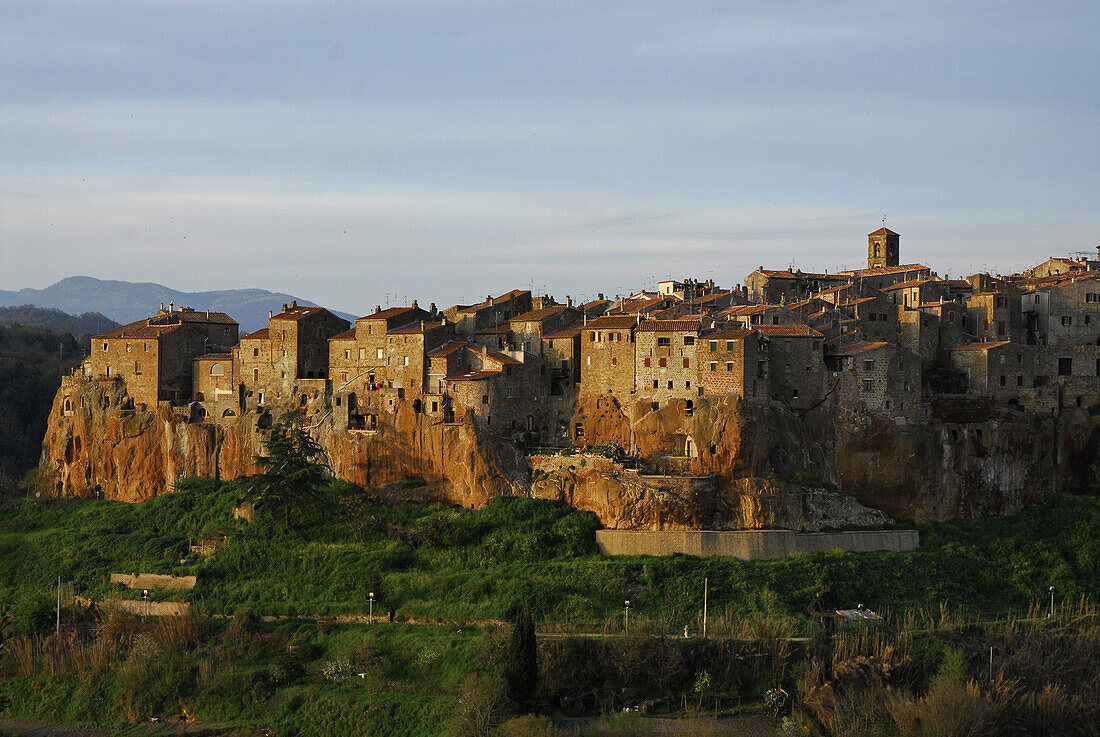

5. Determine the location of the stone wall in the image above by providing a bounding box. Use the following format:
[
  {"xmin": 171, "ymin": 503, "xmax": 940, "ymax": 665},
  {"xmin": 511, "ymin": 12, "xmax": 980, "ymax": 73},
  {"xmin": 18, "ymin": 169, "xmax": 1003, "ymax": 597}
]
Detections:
[{"xmin": 595, "ymin": 528, "xmax": 919, "ymax": 559}]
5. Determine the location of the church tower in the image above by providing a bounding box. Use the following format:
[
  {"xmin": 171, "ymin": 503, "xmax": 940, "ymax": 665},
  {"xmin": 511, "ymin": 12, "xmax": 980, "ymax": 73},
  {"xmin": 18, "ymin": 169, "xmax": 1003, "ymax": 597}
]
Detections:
[{"xmin": 867, "ymin": 227, "xmax": 900, "ymax": 269}]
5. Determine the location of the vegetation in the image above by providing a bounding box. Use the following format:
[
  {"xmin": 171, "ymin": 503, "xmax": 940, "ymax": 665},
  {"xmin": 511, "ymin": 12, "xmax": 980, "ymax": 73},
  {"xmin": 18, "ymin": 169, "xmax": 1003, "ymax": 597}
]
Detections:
[
  {"xmin": 0, "ymin": 324, "xmax": 82, "ymax": 495},
  {"xmin": 1, "ymin": 484, "xmax": 1099, "ymax": 734},
  {"xmin": 0, "ymin": 304, "xmax": 117, "ymax": 344}
]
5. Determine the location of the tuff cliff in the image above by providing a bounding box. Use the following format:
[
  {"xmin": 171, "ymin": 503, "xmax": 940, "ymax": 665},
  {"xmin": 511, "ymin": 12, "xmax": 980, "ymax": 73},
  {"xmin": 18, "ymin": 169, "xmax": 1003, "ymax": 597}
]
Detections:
[{"xmin": 41, "ymin": 377, "xmax": 1100, "ymax": 527}]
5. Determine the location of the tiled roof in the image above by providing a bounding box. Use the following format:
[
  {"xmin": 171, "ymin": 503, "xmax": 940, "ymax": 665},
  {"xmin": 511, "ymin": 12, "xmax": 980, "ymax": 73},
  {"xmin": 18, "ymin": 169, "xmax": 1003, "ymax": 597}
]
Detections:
[
  {"xmin": 950, "ymin": 341, "xmax": 1012, "ymax": 352},
  {"xmin": 756, "ymin": 325, "xmax": 823, "ymax": 337},
  {"xmin": 837, "ymin": 297, "xmax": 877, "ymax": 307},
  {"xmin": 689, "ymin": 291, "xmax": 733, "ymax": 305},
  {"xmin": 428, "ymin": 341, "xmax": 467, "ymax": 357},
  {"xmin": 389, "ymin": 320, "xmax": 444, "ymax": 335},
  {"xmin": 174, "ymin": 310, "xmax": 238, "ymax": 325},
  {"xmin": 702, "ymin": 327, "xmax": 754, "ymax": 340},
  {"xmin": 636, "ymin": 317, "xmax": 702, "ymax": 332},
  {"xmin": 358, "ymin": 306, "xmax": 424, "ymax": 322},
  {"xmin": 868, "ymin": 227, "xmax": 899, "ymax": 236},
  {"xmin": 270, "ymin": 306, "xmax": 323, "ymax": 321},
  {"xmin": 447, "ymin": 369, "xmax": 500, "ymax": 382},
  {"xmin": 840, "ymin": 263, "xmax": 930, "ymax": 278},
  {"xmin": 582, "ymin": 315, "xmax": 639, "ymax": 330},
  {"xmin": 97, "ymin": 319, "xmax": 180, "ymax": 340},
  {"xmin": 543, "ymin": 326, "xmax": 582, "ymax": 340},
  {"xmin": 476, "ymin": 324, "xmax": 512, "ymax": 334},
  {"xmin": 881, "ymin": 278, "xmax": 933, "ymax": 292},
  {"xmin": 196, "ymin": 352, "xmax": 233, "ymax": 360},
  {"xmin": 329, "ymin": 329, "xmax": 356, "ymax": 341},
  {"xmin": 241, "ymin": 328, "xmax": 270, "ymax": 340},
  {"xmin": 831, "ymin": 341, "xmax": 889, "ymax": 356},
  {"xmin": 483, "ymin": 349, "xmax": 522, "ymax": 366},
  {"xmin": 510, "ymin": 304, "xmax": 570, "ymax": 323},
  {"xmin": 459, "ymin": 289, "xmax": 531, "ymax": 314}
]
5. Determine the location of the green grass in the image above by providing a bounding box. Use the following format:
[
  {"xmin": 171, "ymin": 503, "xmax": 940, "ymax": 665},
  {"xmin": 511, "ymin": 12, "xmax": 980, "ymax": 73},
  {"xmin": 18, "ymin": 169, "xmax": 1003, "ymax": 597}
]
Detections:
[{"xmin": 3, "ymin": 481, "xmax": 1099, "ymax": 632}]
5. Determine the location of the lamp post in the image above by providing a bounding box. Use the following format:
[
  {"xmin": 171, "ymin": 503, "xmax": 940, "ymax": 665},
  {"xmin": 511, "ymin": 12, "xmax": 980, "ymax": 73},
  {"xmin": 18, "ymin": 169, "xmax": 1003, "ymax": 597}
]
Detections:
[
  {"xmin": 1049, "ymin": 586, "xmax": 1055, "ymax": 618},
  {"xmin": 369, "ymin": 592, "xmax": 375, "ymax": 624},
  {"xmin": 624, "ymin": 600, "xmax": 631, "ymax": 633},
  {"xmin": 142, "ymin": 589, "xmax": 149, "ymax": 618}
]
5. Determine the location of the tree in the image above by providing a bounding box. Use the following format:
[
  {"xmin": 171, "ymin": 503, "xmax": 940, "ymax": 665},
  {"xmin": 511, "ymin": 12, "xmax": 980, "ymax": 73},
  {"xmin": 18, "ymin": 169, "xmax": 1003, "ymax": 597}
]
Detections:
[
  {"xmin": 237, "ymin": 411, "xmax": 331, "ymax": 528},
  {"xmin": 504, "ymin": 604, "xmax": 539, "ymax": 708}
]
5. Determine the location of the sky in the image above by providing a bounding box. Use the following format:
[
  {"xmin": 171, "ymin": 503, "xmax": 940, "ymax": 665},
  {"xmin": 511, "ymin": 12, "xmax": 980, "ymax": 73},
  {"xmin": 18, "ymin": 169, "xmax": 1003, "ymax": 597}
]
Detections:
[{"xmin": 2, "ymin": 0, "xmax": 1098, "ymax": 315}]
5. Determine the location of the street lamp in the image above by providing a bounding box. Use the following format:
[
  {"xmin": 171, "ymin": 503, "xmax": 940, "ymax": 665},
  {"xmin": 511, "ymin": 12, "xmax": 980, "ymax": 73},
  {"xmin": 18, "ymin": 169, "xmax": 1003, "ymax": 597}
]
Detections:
[
  {"xmin": 142, "ymin": 589, "xmax": 150, "ymax": 618},
  {"xmin": 1049, "ymin": 586, "xmax": 1055, "ymax": 618},
  {"xmin": 624, "ymin": 600, "xmax": 631, "ymax": 633},
  {"xmin": 369, "ymin": 592, "xmax": 375, "ymax": 624}
]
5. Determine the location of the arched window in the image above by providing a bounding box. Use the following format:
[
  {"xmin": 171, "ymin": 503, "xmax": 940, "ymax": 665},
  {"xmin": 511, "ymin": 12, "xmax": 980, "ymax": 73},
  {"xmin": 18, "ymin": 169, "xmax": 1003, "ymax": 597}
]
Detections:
[{"xmin": 210, "ymin": 363, "xmax": 225, "ymax": 376}]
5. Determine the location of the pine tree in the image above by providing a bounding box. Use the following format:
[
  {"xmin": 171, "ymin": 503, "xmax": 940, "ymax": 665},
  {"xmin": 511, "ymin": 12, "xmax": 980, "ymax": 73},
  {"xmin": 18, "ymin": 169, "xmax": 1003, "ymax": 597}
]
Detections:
[
  {"xmin": 237, "ymin": 411, "xmax": 331, "ymax": 528},
  {"xmin": 504, "ymin": 604, "xmax": 538, "ymax": 708}
]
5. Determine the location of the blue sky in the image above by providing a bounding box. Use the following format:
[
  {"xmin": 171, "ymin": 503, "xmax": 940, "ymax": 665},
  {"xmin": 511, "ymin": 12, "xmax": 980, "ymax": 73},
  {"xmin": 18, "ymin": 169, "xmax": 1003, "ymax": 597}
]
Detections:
[{"xmin": 2, "ymin": 0, "xmax": 1098, "ymax": 314}]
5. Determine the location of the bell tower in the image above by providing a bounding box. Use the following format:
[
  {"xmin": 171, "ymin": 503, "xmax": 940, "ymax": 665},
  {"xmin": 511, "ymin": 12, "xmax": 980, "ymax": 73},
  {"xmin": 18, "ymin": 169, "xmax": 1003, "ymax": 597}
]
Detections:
[{"xmin": 867, "ymin": 227, "xmax": 900, "ymax": 269}]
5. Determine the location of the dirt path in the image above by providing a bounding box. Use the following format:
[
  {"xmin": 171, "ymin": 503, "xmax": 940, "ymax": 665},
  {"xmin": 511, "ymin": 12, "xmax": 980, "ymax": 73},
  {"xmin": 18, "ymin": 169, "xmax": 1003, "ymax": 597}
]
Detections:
[{"xmin": 0, "ymin": 718, "xmax": 107, "ymax": 737}]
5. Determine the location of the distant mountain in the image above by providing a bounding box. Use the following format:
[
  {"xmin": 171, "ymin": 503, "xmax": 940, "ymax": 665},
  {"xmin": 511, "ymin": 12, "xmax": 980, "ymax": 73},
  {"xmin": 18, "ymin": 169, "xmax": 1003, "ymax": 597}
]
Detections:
[
  {"xmin": 0, "ymin": 277, "xmax": 357, "ymax": 334},
  {"xmin": 0, "ymin": 304, "xmax": 119, "ymax": 341}
]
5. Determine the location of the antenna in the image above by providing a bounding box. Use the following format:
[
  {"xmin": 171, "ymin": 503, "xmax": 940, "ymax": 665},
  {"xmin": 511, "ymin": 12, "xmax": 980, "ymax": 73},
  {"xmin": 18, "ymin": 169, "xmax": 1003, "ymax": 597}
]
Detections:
[{"xmin": 882, "ymin": 214, "xmax": 887, "ymax": 228}]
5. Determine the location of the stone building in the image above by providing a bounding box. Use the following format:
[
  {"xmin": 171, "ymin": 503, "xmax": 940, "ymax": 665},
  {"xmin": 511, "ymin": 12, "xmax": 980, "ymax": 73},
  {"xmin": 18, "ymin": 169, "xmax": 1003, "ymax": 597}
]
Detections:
[
  {"xmin": 1021, "ymin": 273, "xmax": 1100, "ymax": 348},
  {"xmin": 756, "ymin": 324, "xmax": 825, "ymax": 410},
  {"xmin": 698, "ymin": 327, "xmax": 767, "ymax": 400},
  {"xmin": 86, "ymin": 306, "xmax": 239, "ymax": 408},
  {"xmin": 949, "ymin": 341, "xmax": 1038, "ymax": 401},
  {"xmin": 743, "ymin": 268, "xmax": 849, "ymax": 304},
  {"xmin": 828, "ymin": 341, "xmax": 922, "ymax": 417},
  {"xmin": 966, "ymin": 292, "xmax": 1022, "ymax": 343},
  {"xmin": 446, "ymin": 290, "xmax": 533, "ymax": 337},
  {"xmin": 634, "ymin": 317, "xmax": 706, "ymax": 407},
  {"xmin": 192, "ymin": 353, "xmax": 237, "ymax": 419},
  {"xmin": 866, "ymin": 227, "xmax": 900, "ymax": 269},
  {"xmin": 579, "ymin": 315, "xmax": 639, "ymax": 399}
]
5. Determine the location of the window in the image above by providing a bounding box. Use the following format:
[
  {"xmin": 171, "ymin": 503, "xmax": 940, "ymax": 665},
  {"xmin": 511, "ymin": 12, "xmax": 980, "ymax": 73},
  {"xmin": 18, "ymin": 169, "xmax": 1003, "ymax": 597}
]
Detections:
[
  {"xmin": 1086, "ymin": 293, "xmax": 1099, "ymax": 303},
  {"xmin": 863, "ymin": 360, "xmax": 874, "ymax": 371},
  {"xmin": 709, "ymin": 362, "xmax": 717, "ymax": 372},
  {"xmin": 727, "ymin": 362, "xmax": 733, "ymax": 372},
  {"xmin": 1059, "ymin": 357, "xmax": 1072, "ymax": 376},
  {"xmin": 658, "ymin": 358, "xmax": 667, "ymax": 367},
  {"xmin": 651, "ymin": 401, "xmax": 659, "ymax": 411},
  {"xmin": 143, "ymin": 343, "xmax": 148, "ymax": 352},
  {"xmin": 772, "ymin": 316, "xmax": 779, "ymax": 325},
  {"xmin": 1000, "ymin": 375, "xmax": 1006, "ymax": 387},
  {"xmin": 683, "ymin": 358, "xmax": 690, "ymax": 368},
  {"xmin": 709, "ymin": 341, "xmax": 718, "ymax": 352},
  {"xmin": 575, "ymin": 423, "xmax": 584, "ymax": 439},
  {"xmin": 792, "ymin": 389, "xmax": 799, "ymax": 399},
  {"xmin": 863, "ymin": 379, "xmax": 873, "ymax": 391},
  {"xmin": 345, "ymin": 349, "xmax": 350, "ymax": 359},
  {"xmin": 403, "ymin": 356, "xmax": 409, "ymax": 366},
  {"xmin": 210, "ymin": 363, "xmax": 224, "ymax": 376},
  {"xmin": 995, "ymin": 296, "xmax": 1007, "ymax": 308},
  {"xmin": 667, "ymin": 380, "xmax": 673, "ymax": 389},
  {"xmin": 612, "ymin": 357, "xmax": 617, "ymax": 366},
  {"xmin": 1062, "ymin": 316, "xmax": 1072, "ymax": 326},
  {"xmin": 726, "ymin": 340, "xmax": 735, "ymax": 351},
  {"xmin": 482, "ymin": 395, "xmax": 489, "ymax": 404},
  {"xmin": 253, "ymin": 368, "xmax": 259, "ymax": 381},
  {"xmin": 1017, "ymin": 375, "xmax": 1024, "ymax": 387},
  {"xmin": 103, "ymin": 342, "xmax": 108, "ymax": 351},
  {"xmin": 377, "ymin": 348, "xmax": 384, "ymax": 359},
  {"xmin": 134, "ymin": 361, "xmax": 141, "ymax": 374},
  {"xmin": 683, "ymin": 336, "xmax": 695, "ymax": 345},
  {"xmin": 432, "ymin": 401, "xmax": 438, "ymax": 412},
  {"xmin": 125, "ymin": 343, "xmax": 130, "ymax": 352},
  {"xmin": 657, "ymin": 337, "xmax": 671, "ymax": 346},
  {"xmin": 644, "ymin": 357, "xmax": 651, "ymax": 367},
  {"xmin": 653, "ymin": 380, "xmax": 659, "ymax": 388},
  {"xmin": 997, "ymin": 321, "xmax": 1006, "ymax": 336},
  {"xmin": 253, "ymin": 347, "xmax": 259, "ymax": 357}
]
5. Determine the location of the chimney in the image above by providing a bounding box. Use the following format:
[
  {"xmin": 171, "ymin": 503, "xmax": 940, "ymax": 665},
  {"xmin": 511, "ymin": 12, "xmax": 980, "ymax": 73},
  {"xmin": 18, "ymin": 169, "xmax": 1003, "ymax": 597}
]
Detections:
[
  {"xmin": 411, "ymin": 299, "xmax": 418, "ymax": 309},
  {"xmin": 488, "ymin": 294, "xmax": 494, "ymax": 305},
  {"xmin": 429, "ymin": 302, "xmax": 437, "ymax": 316},
  {"xmin": 289, "ymin": 300, "xmax": 297, "ymax": 309},
  {"xmin": 268, "ymin": 310, "xmax": 273, "ymax": 319},
  {"xmin": 159, "ymin": 302, "xmax": 165, "ymax": 312},
  {"xmin": 567, "ymin": 296, "xmax": 573, "ymax": 307},
  {"xmin": 282, "ymin": 303, "xmax": 288, "ymax": 312},
  {"xmin": 375, "ymin": 305, "xmax": 382, "ymax": 313},
  {"xmin": 598, "ymin": 293, "xmax": 605, "ymax": 301},
  {"xmin": 169, "ymin": 302, "xmax": 174, "ymax": 313}
]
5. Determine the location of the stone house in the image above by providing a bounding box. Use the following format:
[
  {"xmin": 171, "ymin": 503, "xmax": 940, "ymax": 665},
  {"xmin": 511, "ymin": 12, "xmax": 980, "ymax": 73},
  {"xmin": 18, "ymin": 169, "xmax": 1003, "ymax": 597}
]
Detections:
[
  {"xmin": 192, "ymin": 353, "xmax": 237, "ymax": 419},
  {"xmin": 445, "ymin": 289, "xmax": 532, "ymax": 337},
  {"xmin": 827, "ymin": 341, "xmax": 922, "ymax": 417},
  {"xmin": 634, "ymin": 317, "xmax": 707, "ymax": 407},
  {"xmin": 949, "ymin": 341, "xmax": 1038, "ymax": 401},
  {"xmin": 835, "ymin": 295, "xmax": 899, "ymax": 343},
  {"xmin": 897, "ymin": 308, "xmax": 941, "ymax": 364},
  {"xmin": 756, "ymin": 324, "xmax": 825, "ymax": 410},
  {"xmin": 579, "ymin": 315, "xmax": 639, "ymax": 399},
  {"xmin": 1034, "ymin": 344, "xmax": 1100, "ymax": 409},
  {"xmin": 698, "ymin": 327, "xmax": 767, "ymax": 401},
  {"xmin": 966, "ymin": 292, "xmax": 1022, "ymax": 343},
  {"xmin": 743, "ymin": 268, "xmax": 849, "ymax": 304},
  {"xmin": 86, "ymin": 306, "xmax": 239, "ymax": 408},
  {"xmin": 917, "ymin": 301, "xmax": 968, "ymax": 359},
  {"xmin": 1021, "ymin": 273, "xmax": 1100, "ymax": 348},
  {"xmin": 542, "ymin": 325, "xmax": 581, "ymax": 395},
  {"xmin": 838, "ymin": 264, "xmax": 932, "ymax": 292},
  {"xmin": 507, "ymin": 303, "xmax": 577, "ymax": 355}
]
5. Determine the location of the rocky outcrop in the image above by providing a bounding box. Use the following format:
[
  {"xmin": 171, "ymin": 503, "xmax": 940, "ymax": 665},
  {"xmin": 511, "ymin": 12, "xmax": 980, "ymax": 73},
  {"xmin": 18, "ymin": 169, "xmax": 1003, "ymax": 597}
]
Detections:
[{"xmin": 41, "ymin": 376, "xmax": 1100, "ymax": 527}]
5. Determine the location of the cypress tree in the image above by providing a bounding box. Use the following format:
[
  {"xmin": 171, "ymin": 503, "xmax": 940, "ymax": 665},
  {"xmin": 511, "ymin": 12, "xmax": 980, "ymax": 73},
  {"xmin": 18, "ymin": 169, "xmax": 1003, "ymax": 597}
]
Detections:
[{"xmin": 504, "ymin": 604, "xmax": 538, "ymax": 708}]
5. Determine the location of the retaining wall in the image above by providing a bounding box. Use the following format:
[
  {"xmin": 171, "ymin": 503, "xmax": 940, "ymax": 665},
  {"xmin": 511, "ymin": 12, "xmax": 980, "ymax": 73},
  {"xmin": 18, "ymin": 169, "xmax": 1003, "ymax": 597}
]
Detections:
[{"xmin": 596, "ymin": 528, "xmax": 919, "ymax": 560}]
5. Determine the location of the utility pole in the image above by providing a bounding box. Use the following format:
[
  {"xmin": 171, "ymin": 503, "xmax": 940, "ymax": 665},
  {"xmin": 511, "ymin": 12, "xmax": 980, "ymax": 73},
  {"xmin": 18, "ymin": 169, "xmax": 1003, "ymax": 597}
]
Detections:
[
  {"xmin": 56, "ymin": 576, "xmax": 61, "ymax": 635},
  {"xmin": 702, "ymin": 577, "xmax": 708, "ymax": 639}
]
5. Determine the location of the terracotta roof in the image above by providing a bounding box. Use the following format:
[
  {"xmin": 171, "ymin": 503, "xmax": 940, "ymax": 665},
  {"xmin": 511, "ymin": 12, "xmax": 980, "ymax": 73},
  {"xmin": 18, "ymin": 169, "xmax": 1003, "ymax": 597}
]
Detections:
[
  {"xmin": 703, "ymin": 327, "xmax": 754, "ymax": 341},
  {"xmin": 543, "ymin": 326, "xmax": 582, "ymax": 340},
  {"xmin": 881, "ymin": 278, "xmax": 933, "ymax": 292},
  {"xmin": 483, "ymin": 349, "xmax": 522, "ymax": 366},
  {"xmin": 428, "ymin": 341, "xmax": 467, "ymax": 357},
  {"xmin": 831, "ymin": 341, "xmax": 889, "ymax": 356},
  {"xmin": 754, "ymin": 269, "xmax": 799, "ymax": 280},
  {"xmin": 270, "ymin": 306, "xmax": 323, "ymax": 321},
  {"xmin": 173, "ymin": 309, "xmax": 238, "ymax": 325},
  {"xmin": 358, "ymin": 306, "xmax": 424, "ymax": 322},
  {"xmin": 756, "ymin": 325, "xmax": 823, "ymax": 337},
  {"xmin": 868, "ymin": 227, "xmax": 899, "ymax": 236},
  {"xmin": 840, "ymin": 263, "xmax": 931, "ymax": 278},
  {"xmin": 510, "ymin": 304, "xmax": 570, "ymax": 323},
  {"xmin": 389, "ymin": 320, "xmax": 444, "ymax": 335},
  {"xmin": 636, "ymin": 317, "xmax": 702, "ymax": 332},
  {"xmin": 942, "ymin": 280, "xmax": 973, "ymax": 288},
  {"xmin": 329, "ymin": 329, "xmax": 356, "ymax": 341},
  {"xmin": 458, "ymin": 289, "xmax": 531, "ymax": 314},
  {"xmin": 196, "ymin": 352, "xmax": 233, "ymax": 360},
  {"xmin": 476, "ymin": 324, "xmax": 512, "ymax": 335},
  {"xmin": 950, "ymin": 341, "xmax": 1012, "ymax": 352},
  {"xmin": 689, "ymin": 291, "xmax": 734, "ymax": 305},
  {"xmin": 97, "ymin": 319, "xmax": 181, "ymax": 340},
  {"xmin": 582, "ymin": 315, "xmax": 639, "ymax": 330},
  {"xmin": 241, "ymin": 328, "xmax": 270, "ymax": 340},
  {"xmin": 837, "ymin": 297, "xmax": 877, "ymax": 307},
  {"xmin": 447, "ymin": 370, "xmax": 500, "ymax": 382}
]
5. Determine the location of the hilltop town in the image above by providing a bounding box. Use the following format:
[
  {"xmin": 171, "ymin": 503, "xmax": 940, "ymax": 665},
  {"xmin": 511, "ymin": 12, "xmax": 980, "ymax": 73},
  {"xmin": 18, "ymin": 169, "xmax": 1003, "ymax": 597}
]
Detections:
[{"xmin": 46, "ymin": 229, "xmax": 1100, "ymax": 526}]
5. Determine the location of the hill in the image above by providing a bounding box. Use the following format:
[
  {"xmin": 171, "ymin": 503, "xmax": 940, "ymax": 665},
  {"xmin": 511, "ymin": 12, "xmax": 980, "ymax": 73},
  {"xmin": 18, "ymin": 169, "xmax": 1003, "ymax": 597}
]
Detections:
[
  {"xmin": 0, "ymin": 277, "xmax": 357, "ymax": 333},
  {"xmin": 0, "ymin": 323, "xmax": 81, "ymax": 493},
  {"xmin": 0, "ymin": 304, "xmax": 118, "ymax": 342}
]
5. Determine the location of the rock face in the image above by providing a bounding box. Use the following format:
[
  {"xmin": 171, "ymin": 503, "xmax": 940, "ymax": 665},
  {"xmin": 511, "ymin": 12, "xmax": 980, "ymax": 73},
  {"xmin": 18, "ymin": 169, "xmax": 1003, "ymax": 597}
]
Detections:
[{"xmin": 41, "ymin": 376, "xmax": 1100, "ymax": 527}]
